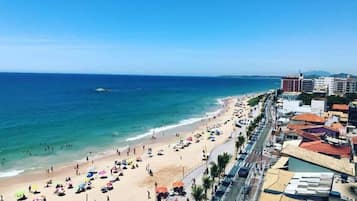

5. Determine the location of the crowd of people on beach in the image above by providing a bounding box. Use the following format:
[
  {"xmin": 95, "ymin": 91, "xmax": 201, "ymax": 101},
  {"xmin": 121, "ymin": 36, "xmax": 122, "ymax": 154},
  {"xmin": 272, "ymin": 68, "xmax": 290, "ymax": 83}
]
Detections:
[{"xmin": 0, "ymin": 96, "xmax": 253, "ymax": 201}]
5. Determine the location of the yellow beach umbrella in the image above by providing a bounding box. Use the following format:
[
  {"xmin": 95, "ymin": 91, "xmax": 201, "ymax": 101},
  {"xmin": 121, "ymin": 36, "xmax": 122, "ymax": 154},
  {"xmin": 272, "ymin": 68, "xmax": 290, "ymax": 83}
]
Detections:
[{"xmin": 31, "ymin": 185, "xmax": 39, "ymax": 192}]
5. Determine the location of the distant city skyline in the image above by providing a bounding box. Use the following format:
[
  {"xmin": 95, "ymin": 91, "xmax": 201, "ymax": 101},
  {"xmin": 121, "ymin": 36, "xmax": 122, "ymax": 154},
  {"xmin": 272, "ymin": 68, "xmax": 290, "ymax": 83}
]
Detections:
[{"xmin": 0, "ymin": 0, "xmax": 357, "ymax": 76}]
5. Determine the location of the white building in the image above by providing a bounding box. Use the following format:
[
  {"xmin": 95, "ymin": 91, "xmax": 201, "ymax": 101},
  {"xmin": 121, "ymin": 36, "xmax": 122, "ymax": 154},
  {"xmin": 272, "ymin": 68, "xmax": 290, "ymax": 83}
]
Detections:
[
  {"xmin": 313, "ymin": 77, "xmax": 335, "ymax": 96},
  {"xmin": 280, "ymin": 99, "xmax": 311, "ymax": 114},
  {"xmin": 311, "ymin": 99, "xmax": 326, "ymax": 116}
]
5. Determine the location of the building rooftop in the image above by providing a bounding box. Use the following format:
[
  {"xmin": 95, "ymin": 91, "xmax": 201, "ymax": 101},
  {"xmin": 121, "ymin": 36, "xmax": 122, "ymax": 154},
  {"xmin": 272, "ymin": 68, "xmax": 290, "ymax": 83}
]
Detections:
[
  {"xmin": 282, "ymin": 145, "xmax": 355, "ymax": 176},
  {"xmin": 284, "ymin": 172, "xmax": 334, "ymax": 197},
  {"xmin": 292, "ymin": 113, "xmax": 325, "ymax": 124},
  {"xmin": 299, "ymin": 141, "xmax": 351, "ymax": 158},
  {"xmin": 331, "ymin": 104, "xmax": 349, "ymax": 111},
  {"xmin": 286, "ymin": 123, "xmax": 340, "ymax": 141},
  {"xmin": 331, "ymin": 122, "xmax": 344, "ymax": 130},
  {"xmin": 352, "ymin": 136, "xmax": 357, "ymax": 144},
  {"xmin": 262, "ymin": 169, "xmax": 294, "ymax": 194},
  {"xmin": 260, "ymin": 168, "xmax": 334, "ymax": 201},
  {"xmin": 271, "ymin": 156, "xmax": 289, "ymax": 169}
]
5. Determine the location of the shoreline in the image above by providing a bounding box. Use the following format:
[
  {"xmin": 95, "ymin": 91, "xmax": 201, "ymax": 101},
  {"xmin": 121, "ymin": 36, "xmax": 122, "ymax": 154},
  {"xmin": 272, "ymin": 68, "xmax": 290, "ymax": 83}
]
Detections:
[
  {"xmin": 0, "ymin": 92, "xmax": 259, "ymax": 179},
  {"xmin": 0, "ymin": 92, "xmax": 263, "ymax": 201},
  {"xmin": 0, "ymin": 97, "xmax": 225, "ymax": 179}
]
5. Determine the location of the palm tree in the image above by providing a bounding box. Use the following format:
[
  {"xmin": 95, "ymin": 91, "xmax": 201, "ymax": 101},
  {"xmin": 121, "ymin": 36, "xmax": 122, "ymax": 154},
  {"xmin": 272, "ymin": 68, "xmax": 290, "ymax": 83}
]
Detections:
[
  {"xmin": 238, "ymin": 136, "xmax": 245, "ymax": 153},
  {"xmin": 217, "ymin": 152, "xmax": 231, "ymax": 178},
  {"xmin": 202, "ymin": 176, "xmax": 212, "ymax": 199},
  {"xmin": 235, "ymin": 140, "xmax": 242, "ymax": 159},
  {"xmin": 210, "ymin": 162, "xmax": 219, "ymax": 189},
  {"xmin": 191, "ymin": 185, "xmax": 205, "ymax": 201}
]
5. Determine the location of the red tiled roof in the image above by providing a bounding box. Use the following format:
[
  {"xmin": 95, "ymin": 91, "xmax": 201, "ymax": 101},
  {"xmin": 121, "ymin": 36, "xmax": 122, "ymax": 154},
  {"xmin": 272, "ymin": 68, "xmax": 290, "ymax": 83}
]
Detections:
[
  {"xmin": 300, "ymin": 141, "xmax": 351, "ymax": 158},
  {"xmin": 292, "ymin": 113, "xmax": 325, "ymax": 123},
  {"xmin": 294, "ymin": 129, "xmax": 321, "ymax": 141},
  {"xmin": 331, "ymin": 122, "xmax": 344, "ymax": 130},
  {"xmin": 287, "ymin": 123, "xmax": 315, "ymax": 130},
  {"xmin": 332, "ymin": 104, "xmax": 349, "ymax": 111}
]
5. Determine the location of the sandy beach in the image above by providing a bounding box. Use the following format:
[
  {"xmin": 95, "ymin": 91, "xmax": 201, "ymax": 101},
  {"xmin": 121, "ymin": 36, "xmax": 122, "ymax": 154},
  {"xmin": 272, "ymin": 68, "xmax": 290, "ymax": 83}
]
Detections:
[{"xmin": 0, "ymin": 94, "xmax": 258, "ymax": 201}]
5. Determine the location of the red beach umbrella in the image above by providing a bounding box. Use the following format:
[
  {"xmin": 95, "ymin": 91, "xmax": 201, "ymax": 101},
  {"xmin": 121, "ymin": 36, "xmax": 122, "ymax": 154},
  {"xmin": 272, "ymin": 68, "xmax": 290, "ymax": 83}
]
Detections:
[
  {"xmin": 172, "ymin": 181, "xmax": 184, "ymax": 188},
  {"xmin": 155, "ymin": 186, "xmax": 168, "ymax": 194}
]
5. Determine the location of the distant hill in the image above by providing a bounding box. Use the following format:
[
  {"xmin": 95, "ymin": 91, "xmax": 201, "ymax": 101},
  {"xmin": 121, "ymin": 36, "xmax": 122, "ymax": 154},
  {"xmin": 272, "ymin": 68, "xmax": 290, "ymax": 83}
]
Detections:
[
  {"xmin": 303, "ymin": 70, "xmax": 331, "ymax": 78},
  {"xmin": 219, "ymin": 75, "xmax": 280, "ymax": 79},
  {"xmin": 330, "ymin": 73, "xmax": 357, "ymax": 78}
]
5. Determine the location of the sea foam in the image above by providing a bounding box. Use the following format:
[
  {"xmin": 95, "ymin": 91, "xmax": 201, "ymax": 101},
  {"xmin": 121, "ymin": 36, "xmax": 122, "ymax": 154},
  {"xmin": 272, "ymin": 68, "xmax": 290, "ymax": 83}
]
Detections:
[
  {"xmin": 0, "ymin": 169, "xmax": 24, "ymax": 178},
  {"xmin": 125, "ymin": 98, "xmax": 224, "ymax": 142}
]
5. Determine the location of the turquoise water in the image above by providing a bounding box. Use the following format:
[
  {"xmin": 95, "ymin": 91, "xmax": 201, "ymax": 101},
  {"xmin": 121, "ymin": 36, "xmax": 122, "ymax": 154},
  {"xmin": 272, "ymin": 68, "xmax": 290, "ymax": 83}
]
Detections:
[
  {"xmin": 288, "ymin": 157, "xmax": 333, "ymax": 172},
  {"xmin": 0, "ymin": 73, "xmax": 279, "ymax": 177}
]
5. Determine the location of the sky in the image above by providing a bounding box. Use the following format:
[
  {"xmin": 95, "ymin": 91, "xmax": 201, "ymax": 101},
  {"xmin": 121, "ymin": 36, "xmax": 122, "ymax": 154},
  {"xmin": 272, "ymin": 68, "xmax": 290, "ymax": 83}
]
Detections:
[{"xmin": 0, "ymin": 0, "xmax": 357, "ymax": 76}]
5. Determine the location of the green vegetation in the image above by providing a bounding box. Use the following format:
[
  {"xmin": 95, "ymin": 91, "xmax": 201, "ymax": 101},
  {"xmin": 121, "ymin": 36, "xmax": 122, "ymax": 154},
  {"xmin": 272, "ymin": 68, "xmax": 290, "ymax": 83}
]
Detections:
[
  {"xmin": 297, "ymin": 92, "xmax": 357, "ymax": 107},
  {"xmin": 248, "ymin": 94, "xmax": 265, "ymax": 107},
  {"xmin": 246, "ymin": 113, "xmax": 265, "ymax": 137},
  {"xmin": 191, "ymin": 185, "xmax": 205, "ymax": 201},
  {"xmin": 235, "ymin": 136, "xmax": 245, "ymax": 157},
  {"xmin": 202, "ymin": 176, "xmax": 212, "ymax": 199},
  {"xmin": 204, "ymin": 152, "xmax": 232, "ymax": 199}
]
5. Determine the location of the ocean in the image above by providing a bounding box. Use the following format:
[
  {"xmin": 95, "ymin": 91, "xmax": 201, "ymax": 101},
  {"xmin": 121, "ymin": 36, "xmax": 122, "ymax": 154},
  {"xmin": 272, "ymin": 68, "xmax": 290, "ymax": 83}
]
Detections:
[{"xmin": 0, "ymin": 73, "xmax": 279, "ymax": 177}]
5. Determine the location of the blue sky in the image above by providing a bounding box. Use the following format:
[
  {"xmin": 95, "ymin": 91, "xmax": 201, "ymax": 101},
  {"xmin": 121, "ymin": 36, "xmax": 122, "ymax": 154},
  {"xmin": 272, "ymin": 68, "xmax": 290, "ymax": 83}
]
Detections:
[{"xmin": 0, "ymin": 0, "xmax": 357, "ymax": 76}]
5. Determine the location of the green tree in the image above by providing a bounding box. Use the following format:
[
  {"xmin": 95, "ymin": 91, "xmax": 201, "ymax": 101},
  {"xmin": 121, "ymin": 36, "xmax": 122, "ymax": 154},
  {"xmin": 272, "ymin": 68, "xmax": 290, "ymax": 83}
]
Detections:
[
  {"xmin": 217, "ymin": 152, "xmax": 231, "ymax": 178},
  {"xmin": 238, "ymin": 136, "xmax": 245, "ymax": 153},
  {"xmin": 235, "ymin": 136, "xmax": 245, "ymax": 159},
  {"xmin": 191, "ymin": 185, "xmax": 205, "ymax": 201},
  {"xmin": 202, "ymin": 176, "xmax": 212, "ymax": 199},
  {"xmin": 210, "ymin": 162, "xmax": 219, "ymax": 188}
]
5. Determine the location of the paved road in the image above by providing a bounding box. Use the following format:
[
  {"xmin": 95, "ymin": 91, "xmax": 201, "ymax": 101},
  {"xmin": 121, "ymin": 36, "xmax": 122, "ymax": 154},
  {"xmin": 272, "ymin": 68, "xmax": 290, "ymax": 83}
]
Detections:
[
  {"xmin": 177, "ymin": 95, "xmax": 274, "ymax": 201},
  {"xmin": 222, "ymin": 96, "xmax": 274, "ymax": 201},
  {"xmin": 181, "ymin": 133, "xmax": 236, "ymax": 200}
]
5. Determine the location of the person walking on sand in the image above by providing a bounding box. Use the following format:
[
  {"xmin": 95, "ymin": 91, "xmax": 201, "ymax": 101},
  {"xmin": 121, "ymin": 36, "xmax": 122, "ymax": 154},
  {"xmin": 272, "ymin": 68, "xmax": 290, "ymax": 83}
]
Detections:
[
  {"xmin": 147, "ymin": 190, "xmax": 151, "ymax": 199},
  {"xmin": 107, "ymin": 195, "xmax": 110, "ymax": 201},
  {"xmin": 0, "ymin": 194, "xmax": 4, "ymax": 201}
]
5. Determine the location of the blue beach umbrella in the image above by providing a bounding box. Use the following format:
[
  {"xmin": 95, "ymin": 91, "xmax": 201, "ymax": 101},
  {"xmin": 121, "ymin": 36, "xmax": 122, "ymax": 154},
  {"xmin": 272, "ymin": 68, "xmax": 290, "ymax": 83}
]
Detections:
[{"xmin": 87, "ymin": 172, "xmax": 93, "ymax": 178}]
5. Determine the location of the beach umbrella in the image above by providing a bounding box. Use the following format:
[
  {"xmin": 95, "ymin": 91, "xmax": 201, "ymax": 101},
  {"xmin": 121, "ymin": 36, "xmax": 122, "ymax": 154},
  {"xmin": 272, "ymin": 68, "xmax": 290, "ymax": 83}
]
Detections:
[
  {"xmin": 155, "ymin": 186, "xmax": 168, "ymax": 194},
  {"xmin": 98, "ymin": 170, "xmax": 107, "ymax": 178},
  {"xmin": 31, "ymin": 185, "xmax": 39, "ymax": 192},
  {"xmin": 87, "ymin": 167, "xmax": 96, "ymax": 173},
  {"xmin": 78, "ymin": 183, "xmax": 86, "ymax": 189},
  {"xmin": 172, "ymin": 181, "xmax": 184, "ymax": 188},
  {"xmin": 186, "ymin": 137, "xmax": 193, "ymax": 141},
  {"xmin": 15, "ymin": 191, "xmax": 25, "ymax": 199},
  {"xmin": 87, "ymin": 172, "xmax": 94, "ymax": 178}
]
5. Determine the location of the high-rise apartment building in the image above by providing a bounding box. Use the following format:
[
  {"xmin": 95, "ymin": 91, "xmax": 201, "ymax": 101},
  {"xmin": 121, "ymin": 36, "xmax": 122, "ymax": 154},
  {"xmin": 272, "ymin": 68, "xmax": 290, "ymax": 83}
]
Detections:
[{"xmin": 281, "ymin": 74, "xmax": 303, "ymax": 92}]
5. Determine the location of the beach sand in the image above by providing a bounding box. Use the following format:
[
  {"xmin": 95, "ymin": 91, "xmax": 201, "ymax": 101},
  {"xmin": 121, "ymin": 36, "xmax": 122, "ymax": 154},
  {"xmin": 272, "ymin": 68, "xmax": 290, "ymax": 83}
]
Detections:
[{"xmin": 0, "ymin": 94, "xmax": 256, "ymax": 201}]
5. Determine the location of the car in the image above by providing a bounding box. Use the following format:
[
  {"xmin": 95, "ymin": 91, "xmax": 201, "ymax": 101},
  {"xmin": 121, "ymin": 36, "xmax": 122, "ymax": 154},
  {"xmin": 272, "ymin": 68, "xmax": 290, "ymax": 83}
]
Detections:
[{"xmin": 238, "ymin": 167, "xmax": 250, "ymax": 178}]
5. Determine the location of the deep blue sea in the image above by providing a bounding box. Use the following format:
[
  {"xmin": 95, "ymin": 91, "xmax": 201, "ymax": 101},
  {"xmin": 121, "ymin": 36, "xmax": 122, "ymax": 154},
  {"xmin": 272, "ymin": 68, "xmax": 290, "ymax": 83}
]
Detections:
[{"xmin": 0, "ymin": 73, "xmax": 279, "ymax": 177}]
